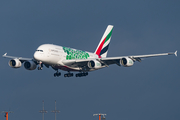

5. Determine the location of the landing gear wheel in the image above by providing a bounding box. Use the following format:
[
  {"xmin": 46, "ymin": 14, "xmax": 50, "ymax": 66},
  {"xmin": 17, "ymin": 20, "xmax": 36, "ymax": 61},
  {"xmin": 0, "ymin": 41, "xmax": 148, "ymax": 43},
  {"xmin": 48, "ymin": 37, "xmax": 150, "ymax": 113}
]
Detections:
[
  {"xmin": 58, "ymin": 72, "xmax": 61, "ymax": 76},
  {"xmin": 64, "ymin": 74, "xmax": 67, "ymax": 77},
  {"xmin": 54, "ymin": 73, "xmax": 57, "ymax": 77},
  {"xmin": 38, "ymin": 66, "xmax": 42, "ymax": 70}
]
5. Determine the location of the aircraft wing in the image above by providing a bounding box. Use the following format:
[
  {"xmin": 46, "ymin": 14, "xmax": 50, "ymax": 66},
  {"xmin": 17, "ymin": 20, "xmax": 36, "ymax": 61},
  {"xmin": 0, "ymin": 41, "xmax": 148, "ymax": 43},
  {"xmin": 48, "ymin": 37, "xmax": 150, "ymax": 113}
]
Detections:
[
  {"xmin": 62, "ymin": 51, "xmax": 177, "ymax": 67},
  {"xmin": 2, "ymin": 53, "xmax": 33, "ymax": 62},
  {"xmin": 100, "ymin": 50, "xmax": 177, "ymax": 65}
]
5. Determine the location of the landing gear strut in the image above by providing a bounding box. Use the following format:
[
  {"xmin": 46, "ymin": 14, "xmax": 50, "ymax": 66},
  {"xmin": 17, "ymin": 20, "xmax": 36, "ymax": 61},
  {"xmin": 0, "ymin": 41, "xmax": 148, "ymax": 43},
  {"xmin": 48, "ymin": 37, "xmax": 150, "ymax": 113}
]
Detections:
[{"xmin": 76, "ymin": 72, "xmax": 88, "ymax": 77}]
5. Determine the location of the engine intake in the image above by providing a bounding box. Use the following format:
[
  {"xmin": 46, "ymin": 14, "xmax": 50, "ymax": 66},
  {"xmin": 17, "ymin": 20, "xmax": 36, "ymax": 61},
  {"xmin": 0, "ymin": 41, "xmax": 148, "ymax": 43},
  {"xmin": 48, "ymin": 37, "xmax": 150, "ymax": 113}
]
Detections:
[
  {"xmin": 87, "ymin": 61, "xmax": 95, "ymax": 68},
  {"xmin": 9, "ymin": 59, "xmax": 22, "ymax": 68},
  {"xmin": 120, "ymin": 57, "xmax": 134, "ymax": 67},
  {"xmin": 87, "ymin": 60, "xmax": 102, "ymax": 69},
  {"xmin": 24, "ymin": 61, "xmax": 37, "ymax": 70}
]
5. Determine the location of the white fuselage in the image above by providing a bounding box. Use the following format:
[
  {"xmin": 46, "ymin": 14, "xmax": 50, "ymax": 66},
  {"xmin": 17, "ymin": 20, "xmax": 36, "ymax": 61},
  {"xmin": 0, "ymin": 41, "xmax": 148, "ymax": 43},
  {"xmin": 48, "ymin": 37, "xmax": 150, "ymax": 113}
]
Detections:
[{"xmin": 33, "ymin": 44, "xmax": 99, "ymax": 71}]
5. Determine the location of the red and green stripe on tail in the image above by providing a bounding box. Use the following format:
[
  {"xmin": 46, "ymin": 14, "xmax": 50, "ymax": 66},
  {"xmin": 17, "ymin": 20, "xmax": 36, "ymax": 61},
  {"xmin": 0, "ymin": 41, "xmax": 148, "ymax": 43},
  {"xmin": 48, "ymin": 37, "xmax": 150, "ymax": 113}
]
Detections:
[{"xmin": 95, "ymin": 25, "xmax": 113, "ymax": 58}]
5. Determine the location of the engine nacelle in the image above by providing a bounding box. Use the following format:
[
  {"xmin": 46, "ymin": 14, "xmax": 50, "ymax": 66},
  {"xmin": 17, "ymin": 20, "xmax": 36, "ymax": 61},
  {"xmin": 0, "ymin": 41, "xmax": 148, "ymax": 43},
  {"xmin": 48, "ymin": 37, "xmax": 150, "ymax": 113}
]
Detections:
[
  {"xmin": 24, "ymin": 61, "xmax": 37, "ymax": 70},
  {"xmin": 87, "ymin": 60, "xmax": 102, "ymax": 69},
  {"xmin": 9, "ymin": 59, "xmax": 22, "ymax": 68},
  {"xmin": 120, "ymin": 57, "xmax": 134, "ymax": 67}
]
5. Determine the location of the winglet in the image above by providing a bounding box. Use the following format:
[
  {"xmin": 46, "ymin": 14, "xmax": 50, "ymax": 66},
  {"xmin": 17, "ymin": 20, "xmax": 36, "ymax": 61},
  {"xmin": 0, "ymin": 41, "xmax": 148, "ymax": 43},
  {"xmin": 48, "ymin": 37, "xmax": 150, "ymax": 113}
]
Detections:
[
  {"xmin": 3, "ymin": 53, "xmax": 7, "ymax": 57},
  {"xmin": 174, "ymin": 50, "xmax": 177, "ymax": 57}
]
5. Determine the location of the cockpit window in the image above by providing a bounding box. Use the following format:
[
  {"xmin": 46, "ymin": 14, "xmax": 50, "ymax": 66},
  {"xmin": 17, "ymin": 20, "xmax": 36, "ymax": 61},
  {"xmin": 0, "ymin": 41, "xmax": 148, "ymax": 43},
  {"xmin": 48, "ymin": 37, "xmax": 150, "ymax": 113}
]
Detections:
[{"xmin": 36, "ymin": 50, "xmax": 43, "ymax": 52}]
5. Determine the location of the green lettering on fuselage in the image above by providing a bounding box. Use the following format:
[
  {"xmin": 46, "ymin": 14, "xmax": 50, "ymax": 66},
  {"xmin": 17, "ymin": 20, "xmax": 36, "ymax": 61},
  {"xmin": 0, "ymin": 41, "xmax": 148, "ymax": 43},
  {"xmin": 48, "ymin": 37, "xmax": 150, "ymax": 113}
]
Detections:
[{"xmin": 63, "ymin": 47, "xmax": 90, "ymax": 60}]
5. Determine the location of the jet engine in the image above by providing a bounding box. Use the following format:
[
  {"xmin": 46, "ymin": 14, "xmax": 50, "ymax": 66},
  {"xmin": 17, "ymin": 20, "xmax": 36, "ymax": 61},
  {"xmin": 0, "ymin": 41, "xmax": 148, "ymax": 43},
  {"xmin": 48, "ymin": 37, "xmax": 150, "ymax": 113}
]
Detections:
[
  {"xmin": 9, "ymin": 59, "xmax": 22, "ymax": 68},
  {"xmin": 87, "ymin": 60, "xmax": 102, "ymax": 69},
  {"xmin": 24, "ymin": 61, "xmax": 37, "ymax": 70},
  {"xmin": 120, "ymin": 57, "xmax": 134, "ymax": 67}
]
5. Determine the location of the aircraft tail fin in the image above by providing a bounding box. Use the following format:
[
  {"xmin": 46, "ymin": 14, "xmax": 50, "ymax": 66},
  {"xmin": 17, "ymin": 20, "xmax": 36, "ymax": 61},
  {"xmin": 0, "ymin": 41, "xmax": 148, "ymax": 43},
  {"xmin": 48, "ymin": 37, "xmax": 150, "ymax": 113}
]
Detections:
[{"xmin": 94, "ymin": 25, "xmax": 113, "ymax": 58}]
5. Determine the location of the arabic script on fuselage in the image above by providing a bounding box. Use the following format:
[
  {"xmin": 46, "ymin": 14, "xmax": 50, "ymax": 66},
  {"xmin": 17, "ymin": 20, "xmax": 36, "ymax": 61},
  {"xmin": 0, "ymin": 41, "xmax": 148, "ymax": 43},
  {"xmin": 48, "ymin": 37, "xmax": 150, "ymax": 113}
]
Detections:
[{"xmin": 63, "ymin": 47, "xmax": 90, "ymax": 60}]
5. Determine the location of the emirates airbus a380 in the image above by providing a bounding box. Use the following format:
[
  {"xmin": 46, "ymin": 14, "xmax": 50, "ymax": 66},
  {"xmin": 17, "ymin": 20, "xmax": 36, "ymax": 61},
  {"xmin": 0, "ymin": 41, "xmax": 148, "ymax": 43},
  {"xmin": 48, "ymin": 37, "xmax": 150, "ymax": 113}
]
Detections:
[{"xmin": 3, "ymin": 25, "xmax": 177, "ymax": 77}]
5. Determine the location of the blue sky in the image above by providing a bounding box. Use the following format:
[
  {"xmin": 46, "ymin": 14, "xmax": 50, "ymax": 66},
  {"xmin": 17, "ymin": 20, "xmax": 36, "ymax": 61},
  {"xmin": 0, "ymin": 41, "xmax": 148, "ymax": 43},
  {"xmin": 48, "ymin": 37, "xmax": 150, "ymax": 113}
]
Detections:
[{"xmin": 0, "ymin": 0, "xmax": 180, "ymax": 120}]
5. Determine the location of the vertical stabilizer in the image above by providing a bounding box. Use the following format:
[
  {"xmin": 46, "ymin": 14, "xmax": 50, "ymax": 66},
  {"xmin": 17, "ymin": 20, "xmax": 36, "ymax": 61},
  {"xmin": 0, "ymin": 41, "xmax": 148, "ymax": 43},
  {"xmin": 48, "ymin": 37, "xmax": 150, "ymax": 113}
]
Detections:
[{"xmin": 94, "ymin": 25, "xmax": 113, "ymax": 58}]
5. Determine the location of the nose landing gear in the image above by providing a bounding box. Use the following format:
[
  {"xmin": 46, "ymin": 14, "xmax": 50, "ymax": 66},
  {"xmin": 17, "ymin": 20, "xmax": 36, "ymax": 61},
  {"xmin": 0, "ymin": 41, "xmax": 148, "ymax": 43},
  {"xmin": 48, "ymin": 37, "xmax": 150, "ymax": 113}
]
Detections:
[{"xmin": 37, "ymin": 61, "xmax": 43, "ymax": 70}]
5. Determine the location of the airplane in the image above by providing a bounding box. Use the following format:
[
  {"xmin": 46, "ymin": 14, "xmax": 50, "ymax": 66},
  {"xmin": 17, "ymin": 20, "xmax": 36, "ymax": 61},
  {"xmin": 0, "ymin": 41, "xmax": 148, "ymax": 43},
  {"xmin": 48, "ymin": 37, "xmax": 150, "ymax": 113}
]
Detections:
[{"xmin": 2, "ymin": 25, "xmax": 177, "ymax": 77}]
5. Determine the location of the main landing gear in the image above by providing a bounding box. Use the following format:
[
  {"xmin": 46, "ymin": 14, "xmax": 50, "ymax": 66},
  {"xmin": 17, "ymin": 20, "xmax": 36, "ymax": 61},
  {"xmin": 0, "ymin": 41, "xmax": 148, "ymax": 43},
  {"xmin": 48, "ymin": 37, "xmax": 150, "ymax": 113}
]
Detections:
[
  {"xmin": 64, "ymin": 73, "xmax": 73, "ymax": 77},
  {"xmin": 75, "ymin": 72, "xmax": 88, "ymax": 77},
  {"xmin": 64, "ymin": 72, "xmax": 88, "ymax": 77},
  {"xmin": 52, "ymin": 70, "xmax": 89, "ymax": 78},
  {"xmin": 54, "ymin": 71, "xmax": 61, "ymax": 77}
]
